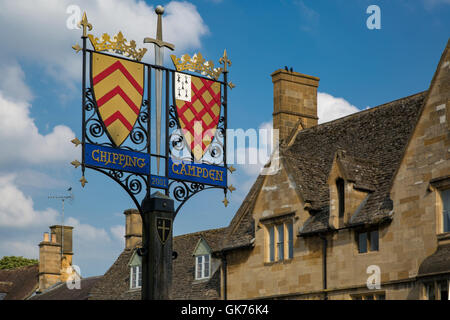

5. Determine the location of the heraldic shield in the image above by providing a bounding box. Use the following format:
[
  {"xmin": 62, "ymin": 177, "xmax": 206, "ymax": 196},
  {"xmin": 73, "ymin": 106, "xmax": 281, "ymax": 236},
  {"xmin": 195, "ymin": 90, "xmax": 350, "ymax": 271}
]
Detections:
[
  {"xmin": 174, "ymin": 72, "xmax": 221, "ymax": 161},
  {"xmin": 91, "ymin": 52, "xmax": 144, "ymax": 147}
]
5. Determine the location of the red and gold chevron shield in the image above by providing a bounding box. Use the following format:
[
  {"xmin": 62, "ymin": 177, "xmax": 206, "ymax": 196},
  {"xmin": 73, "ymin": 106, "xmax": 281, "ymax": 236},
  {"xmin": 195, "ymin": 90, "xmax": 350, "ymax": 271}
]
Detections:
[
  {"xmin": 91, "ymin": 53, "xmax": 144, "ymax": 147},
  {"xmin": 174, "ymin": 73, "xmax": 221, "ymax": 161}
]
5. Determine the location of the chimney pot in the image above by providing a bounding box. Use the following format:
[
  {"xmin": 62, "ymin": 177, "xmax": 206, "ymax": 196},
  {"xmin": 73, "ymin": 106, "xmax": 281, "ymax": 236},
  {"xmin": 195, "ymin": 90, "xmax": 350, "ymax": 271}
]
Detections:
[{"xmin": 43, "ymin": 232, "xmax": 49, "ymax": 242}]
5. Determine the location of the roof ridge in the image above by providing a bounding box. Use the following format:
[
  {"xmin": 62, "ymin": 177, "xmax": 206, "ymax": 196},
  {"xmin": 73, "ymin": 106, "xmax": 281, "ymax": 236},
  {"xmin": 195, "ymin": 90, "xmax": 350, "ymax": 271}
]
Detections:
[
  {"xmin": 289, "ymin": 90, "xmax": 427, "ymax": 143},
  {"xmin": 174, "ymin": 227, "xmax": 228, "ymax": 240}
]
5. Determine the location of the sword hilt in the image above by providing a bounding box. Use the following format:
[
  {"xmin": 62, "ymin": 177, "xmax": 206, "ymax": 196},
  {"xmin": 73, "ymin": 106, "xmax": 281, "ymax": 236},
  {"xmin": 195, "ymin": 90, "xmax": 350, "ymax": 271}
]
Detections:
[{"xmin": 144, "ymin": 5, "xmax": 175, "ymax": 51}]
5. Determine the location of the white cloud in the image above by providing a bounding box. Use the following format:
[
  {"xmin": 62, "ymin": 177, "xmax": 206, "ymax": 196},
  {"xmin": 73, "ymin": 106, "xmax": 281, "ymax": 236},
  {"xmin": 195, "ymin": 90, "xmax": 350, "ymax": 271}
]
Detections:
[
  {"xmin": 0, "ymin": 174, "xmax": 59, "ymax": 228},
  {"xmin": 12, "ymin": 169, "xmax": 68, "ymax": 189},
  {"xmin": 317, "ymin": 92, "xmax": 360, "ymax": 124},
  {"xmin": 0, "ymin": 0, "xmax": 209, "ymax": 83},
  {"xmin": 0, "ymin": 241, "xmax": 38, "ymax": 259},
  {"xmin": 110, "ymin": 225, "xmax": 125, "ymax": 246},
  {"xmin": 0, "ymin": 60, "xmax": 33, "ymax": 103},
  {"xmin": 0, "ymin": 90, "xmax": 78, "ymax": 167},
  {"xmin": 66, "ymin": 217, "xmax": 111, "ymax": 243}
]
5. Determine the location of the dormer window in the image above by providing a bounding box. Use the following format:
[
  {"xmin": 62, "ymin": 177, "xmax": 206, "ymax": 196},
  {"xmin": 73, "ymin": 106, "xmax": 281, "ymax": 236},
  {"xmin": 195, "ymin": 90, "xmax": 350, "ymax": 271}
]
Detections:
[
  {"xmin": 128, "ymin": 249, "xmax": 142, "ymax": 289},
  {"xmin": 130, "ymin": 265, "xmax": 142, "ymax": 289},
  {"xmin": 336, "ymin": 178, "xmax": 345, "ymax": 225},
  {"xmin": 193, "ymin": 237, "xmax": 213, "ymax": 281},
  {"xmin": 195, "ymin": 254, "xmax": 211, "ymax": 280}
]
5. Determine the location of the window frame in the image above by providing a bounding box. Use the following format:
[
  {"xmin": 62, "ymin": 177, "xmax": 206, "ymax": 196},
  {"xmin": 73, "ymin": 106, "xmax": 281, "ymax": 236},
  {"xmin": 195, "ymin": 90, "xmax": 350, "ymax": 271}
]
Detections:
[
  {"xmin": 264, "ymin": 219, "xmax": 294, "ymax": 263},
  {"xmin": 430, "ymin": 176, "xmax": 450, "ymax": 235},
  {"xmin": 195, "ymin": 254, "xmax": 211, "ymax": 280},
  {"xmin": 129, "ymin": 265, "xmax": 142, "ymax": 289},
  {"xmin": 336, "ymin": 178, "xmax": 346, "ymax": 225},
  {"xmin": 357, "ymin": 228, "xmax": 379, "ymax": 254},
  {"xmin": 351, "ymin": 292, "xmax": 386, "ymax": 300},
  {"xmin": 423, "ymin": 279, "xmax": 449, "ymax": 300}
]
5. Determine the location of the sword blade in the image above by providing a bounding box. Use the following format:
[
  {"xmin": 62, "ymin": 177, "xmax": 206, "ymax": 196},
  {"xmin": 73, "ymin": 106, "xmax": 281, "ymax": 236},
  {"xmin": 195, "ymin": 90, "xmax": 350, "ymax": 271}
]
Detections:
[{"xmin": 155, "ymin": 46, "xmax": 164, "ymax": 175}]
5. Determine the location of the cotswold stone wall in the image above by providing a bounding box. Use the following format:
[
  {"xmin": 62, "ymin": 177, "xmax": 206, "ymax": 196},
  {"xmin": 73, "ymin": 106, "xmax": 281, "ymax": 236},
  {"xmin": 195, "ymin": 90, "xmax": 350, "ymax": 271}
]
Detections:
[{"xmin": 225, "ymin": 42, "xmax": 449, "ymax": 300}]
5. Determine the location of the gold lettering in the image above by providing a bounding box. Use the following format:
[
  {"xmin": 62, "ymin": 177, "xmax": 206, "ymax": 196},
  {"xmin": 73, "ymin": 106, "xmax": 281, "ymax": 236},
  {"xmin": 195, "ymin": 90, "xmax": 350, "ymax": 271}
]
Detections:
[
  {"xmin": 188, "ymin": 165, "xmax": 196, "ymax": 177},
  {"xmin": 209, "ymin": 169, "xmax": 216, "ymax": 181},
  {"xmin": 172, "ymin": 162, "xmax": 180, "ymax": 174},
  {"xmin": 112, "ymin": 153, "xmax": 119, "ymax": 164},
  {"xmin": 202, "ymin": 168, "xmax": 209, "ymax": 179},
  {"xmin": 100, "ymin": 151, "xmax": 107, "ymax": 163},
  {"xmin": 92, "ymin": 149, "xmax": 100, "ymax": 162},
  {"xmin": 136, "ymin": 158, "xmax": 145, "ymax": 168},
  {"xmin": 118, "ymin": 154, "xmax": 125, "ymax": 166},
  {"xmin": 196, "ymin": 166, "xmax": 202, "ymax": 178},
  {"xmin": 180, "ymin": 163, "xmax": 187, "ymax": 176},
  {"xmin": 216, "ymin": 170, "xmax": 223, "ymax": 182}
]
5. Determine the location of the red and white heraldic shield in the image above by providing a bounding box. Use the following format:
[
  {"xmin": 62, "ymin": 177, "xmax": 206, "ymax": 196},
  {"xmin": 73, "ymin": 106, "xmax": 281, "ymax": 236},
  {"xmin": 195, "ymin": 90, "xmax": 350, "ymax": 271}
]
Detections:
[{"xmin": 174, "ymin": 72, "xmax": 221, "ymax": 161}]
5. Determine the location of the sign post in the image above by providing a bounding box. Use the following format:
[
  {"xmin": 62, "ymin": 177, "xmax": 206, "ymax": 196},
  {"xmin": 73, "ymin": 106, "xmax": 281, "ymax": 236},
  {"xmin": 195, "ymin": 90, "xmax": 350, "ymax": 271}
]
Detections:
[
  {"xmin": 71, "ymin": 5, "xmax": 235, "ymax": 300},
  {"xmin": 141, "ymin": 192, "xmax": 174, "ymax": 300}
]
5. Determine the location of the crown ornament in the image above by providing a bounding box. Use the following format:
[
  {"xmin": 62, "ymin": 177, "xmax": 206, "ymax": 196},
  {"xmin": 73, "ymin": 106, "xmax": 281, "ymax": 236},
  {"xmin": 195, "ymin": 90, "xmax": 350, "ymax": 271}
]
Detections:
[
  {"xmin": 88, "ymin": 32, "xmax": 147, "ymax": 61},
  {"xmin": 170, "ymin": 52, "xmax": 223, "ymax": 80}
]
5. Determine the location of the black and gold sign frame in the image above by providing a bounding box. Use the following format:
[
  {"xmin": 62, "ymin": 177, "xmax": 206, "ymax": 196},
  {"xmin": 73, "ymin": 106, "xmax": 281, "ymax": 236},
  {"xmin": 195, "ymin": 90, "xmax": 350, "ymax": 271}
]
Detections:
[{"xmin": 72, "ymin": 13, "xmax": 235, "ymax": 216}]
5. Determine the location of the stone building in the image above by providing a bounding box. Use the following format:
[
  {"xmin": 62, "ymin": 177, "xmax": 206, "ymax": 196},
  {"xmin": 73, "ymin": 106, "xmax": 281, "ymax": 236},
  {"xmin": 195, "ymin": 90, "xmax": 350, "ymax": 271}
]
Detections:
[
  {"xmin": 88, "ymin": 39, "xmax": 448, "ymax": 300},
  {"xmin": 220, "ymin": 39, "xmax": 450, "ymax": 300},
  {"xmin": 88, "ymin": 209, "xmax": 226, "ymax": 299}
]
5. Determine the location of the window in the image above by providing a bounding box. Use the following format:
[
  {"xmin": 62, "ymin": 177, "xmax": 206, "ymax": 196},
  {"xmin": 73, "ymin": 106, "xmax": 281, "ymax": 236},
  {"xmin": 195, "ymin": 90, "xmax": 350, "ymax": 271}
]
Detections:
[
  {"xmin": 358, "ymin": 229, "xmax": 379, "ymax": 254},
  {"xmin": 287, "ymin": 222, "xmax": 294, "ymax": 259},
  {"xmin": 438, "ymin": 280, "xmax": 448, "ymax": 300},
  {"xmin": 442, "ymin": 189, "xmax": 450, "ymax": 233},
  {"xmin": 351, "ymin": 293, "xmax": 385, "ymax": 300},
  {"xmin": 337, "ymin": 178, "xmax": 345, "ymax": 224},
  {"xmin": 425, "ymin": 282, "xmax": 436, "ymax": 300},
  {"xmin": 266, "ymin": 221, "xmax": 294, "ymax": 262},
  {"xmin": 195, "ymin": 254, "xmax": 210, "ymax": 280},
  {"xmin": 277, "ymin": 224, "xmax": 284, "ymax": 261},
  {"xmin": 424, "ymin": 280, "xmax": 449, "ymax": 300},
  {"xmin": 269, "ymin": 226, "xmax": 275, "ymax": 262},
  {"xmin": 130, "ymin": 265, "xmax": 142, "ymax": 289}
]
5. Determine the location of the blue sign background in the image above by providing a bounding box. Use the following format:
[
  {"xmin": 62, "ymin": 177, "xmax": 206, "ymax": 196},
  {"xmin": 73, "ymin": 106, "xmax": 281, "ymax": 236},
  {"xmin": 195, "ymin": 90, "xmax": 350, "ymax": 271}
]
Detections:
[
  {"xmin": 150, "ymin": 175, "xmax": 169, "ymax": 190},
  {"xmin": 85, "ymin": 143, "xmax": 150, "ymax": 175},
  {"xmin": 168, "ymin": 159, "xmax": 227, "ymax": 188}
]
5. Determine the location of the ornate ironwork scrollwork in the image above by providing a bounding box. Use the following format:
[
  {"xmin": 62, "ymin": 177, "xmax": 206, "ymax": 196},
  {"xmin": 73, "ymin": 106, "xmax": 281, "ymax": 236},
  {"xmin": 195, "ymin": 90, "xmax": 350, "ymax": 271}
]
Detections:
[
  {"xmin": 169, "ymin": 180, "xmax": 220, "ymax": 215},
  {"xmin": 89, "ymin": 166, "xmax": 148, "ymax": 212}
]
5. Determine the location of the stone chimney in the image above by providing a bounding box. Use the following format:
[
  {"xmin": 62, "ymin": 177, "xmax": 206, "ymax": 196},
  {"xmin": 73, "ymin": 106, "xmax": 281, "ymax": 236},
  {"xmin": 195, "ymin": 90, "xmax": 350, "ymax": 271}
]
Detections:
[
  {"xmin": 271, "ymin": 69, "xmax": 320, "ymax": 144},
  {"xmin": 38, "ymin": 226, "xmax": 74, "ymax": 292},
  {"xmin": 124, "ymin": 209, "xmax": 142, "ymax": 249},
  {"xmin": 50, "ymin": 225, "xmax": 74, "ymax": 264},
  {"xmin": 38, "ymin": 231, "xmax": 61, "ymax": 292}
]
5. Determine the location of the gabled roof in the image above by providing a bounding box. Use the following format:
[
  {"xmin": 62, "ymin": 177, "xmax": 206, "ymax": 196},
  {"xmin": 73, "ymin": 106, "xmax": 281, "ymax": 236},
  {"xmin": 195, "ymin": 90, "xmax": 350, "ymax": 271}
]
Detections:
[
  {"xmin": 0, "ymin": 264, "xmax": 38, "ymax": 300},
  {"xmin": 220, "ymin": 174, "xmax": 265, "ymax": 251},
  {"xmin": 418, "ymin": 244, "xmax": 450, "ymax": 277},
  {"xmin": 29, "ymin": 276, "xmax": 102, "ymax": 300},
  {"xmin": 226, "ymin": 91, "xmax": 427, "ymax": 241},
  {"xmin": 89, "ymin": 227, "xmax": 227, "ymax": 300}
]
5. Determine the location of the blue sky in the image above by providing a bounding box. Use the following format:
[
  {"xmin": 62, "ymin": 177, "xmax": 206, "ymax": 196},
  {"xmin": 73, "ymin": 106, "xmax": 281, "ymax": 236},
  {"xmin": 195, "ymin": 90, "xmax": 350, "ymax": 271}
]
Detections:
[{"xmin": 0, "ymin": 0, "xmax": 448, "ymax": 277}]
